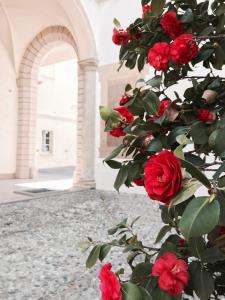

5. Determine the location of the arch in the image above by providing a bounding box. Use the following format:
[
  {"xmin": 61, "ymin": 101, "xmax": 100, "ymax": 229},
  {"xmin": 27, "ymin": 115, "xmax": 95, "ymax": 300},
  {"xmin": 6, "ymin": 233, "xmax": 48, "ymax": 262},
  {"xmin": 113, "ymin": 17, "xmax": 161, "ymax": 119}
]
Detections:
[{"xmin": 16, "ymin": 25, "xmax": 97, "ymax": 188}]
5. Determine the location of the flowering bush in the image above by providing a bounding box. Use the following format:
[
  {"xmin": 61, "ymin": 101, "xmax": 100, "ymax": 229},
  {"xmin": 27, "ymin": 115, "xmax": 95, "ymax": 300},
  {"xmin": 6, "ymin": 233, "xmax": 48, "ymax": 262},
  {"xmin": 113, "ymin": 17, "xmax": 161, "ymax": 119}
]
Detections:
[{"xmin": 86, "ymin": 0, "xmax": 225, "ymax": 299}]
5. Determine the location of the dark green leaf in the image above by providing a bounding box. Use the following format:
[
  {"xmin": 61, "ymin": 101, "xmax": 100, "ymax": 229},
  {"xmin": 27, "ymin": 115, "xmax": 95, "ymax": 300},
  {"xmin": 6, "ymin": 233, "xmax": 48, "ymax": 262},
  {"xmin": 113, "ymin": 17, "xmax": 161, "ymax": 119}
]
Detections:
[
  {"xmin": 202, "ymin": 247, "xmax": 225, "ymax": 263},
  {"xmin": 189, "ymin": 261, "xmax": 215, "ymax": 300},
  {"xmin": 104, "ymin": 144, "xmax": 125, "ymax": 161},
  {"xmin": 145, "ymin": 139, "xmax": 162, "ymax": 152},
  {"xmin": 99, "ymin": 244, "xmax": 111, "ymax": 261},
  {"xmin": 215, "ymin": 128, "xmax": 225, "ymax": 155},
  {"xmin": 213, "ymin": 161, "xmax": 225, "ymax": 179},
  {"xmin": 169, "ymin": 180, "xmax": 201, "ymax": 207},
  {"xmin": 180, "ymin": 159, "xmax": 211, "ymax": 188},
  {"xmin": 188, "ymin": 237, "xmax": 205, "ymax": 259},
  {"xmin": 131, "ymin": 263, "xmax": 152, "ymax": 288},
  {"xmin": 143, "ymin": 91, "xmax": 160, "ymax": 115},
  {"xmin": 168, "ymin": 127, "xmax": 189, "ymax": 146},
  {"xmin": 180, "ymin": 8, "xmax": 194, "ymax": 23},
  {"xmin": 86, "ymin": 245, "xmax": 101, "ymax": 268},
  {"xmin": 105, "ymin": 160, "xmax": 122, "ymax": 169},
  {"xmin": 155, "ymin": 225, "xmax": 171, "ymax": 244},
  {"xmin": 179, "ymin": 197, "xmax": 220, "ymax": 239},
  {"xmin": 215, "ymin": 3, "xmax": 225, "ymax": 16},
  {"xmin": 146, "ymin": 76, "xmax": 162, "ymax": 88},
  {"xmin": 190, "ymin": 121, "xmax": 208, "ymax": 145}
]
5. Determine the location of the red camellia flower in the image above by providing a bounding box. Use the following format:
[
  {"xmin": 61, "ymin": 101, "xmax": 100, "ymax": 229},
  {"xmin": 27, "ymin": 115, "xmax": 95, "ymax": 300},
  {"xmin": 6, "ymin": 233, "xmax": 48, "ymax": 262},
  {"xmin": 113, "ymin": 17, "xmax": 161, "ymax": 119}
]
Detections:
[
  {"xmin": 170, "ymin": 34, "xmax": 199, "ymax": 64},
  {"xmin": 133, "ymin": 178, "xmax": 145, "ymax": 186},
  {"xmin": 144, "ymin": 151, "xmax": 182, "ymax": 204},
  {"xmin": 160, "ymin": 11, "xmax": 183, "ymax": 39},
  {"xmin": 110, "ymin": 107, "xmax": 134, "ymax": 137},
  {"xmin": 119, "ymin": 95, "xmax": 130, "ymax": 106},
  {"xmin": 197, "ymin": 108, "xmax": 216, "ymax": 124},
  {"xmin": 142, "ymin": 4, "xmax": 151, "ymax": 17},
  {"xmin": 112, "ymin": 28, "xmax": 130, "ymax": 46},
  {"xmin": 99, "ymin": 263, "xmax": 122, "ymax": 300},
  {"xmin": 152, "ymin": 252, "xmax": 189, "ymax": 297},
  {"xmin": 148, "ymin": 42, "xmax": 170, "ymax": 71},
  {"xmin": 158, "ymin": 99, "xmax": 172, "ymax": 116}
]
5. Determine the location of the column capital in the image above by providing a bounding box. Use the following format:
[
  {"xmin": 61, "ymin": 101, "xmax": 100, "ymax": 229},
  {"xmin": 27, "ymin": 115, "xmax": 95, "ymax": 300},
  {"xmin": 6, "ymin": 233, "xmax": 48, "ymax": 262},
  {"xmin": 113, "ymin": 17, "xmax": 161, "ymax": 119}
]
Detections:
[{"xmin": 78, "ymin": 58, "xmax": 98, "ymax": 71}]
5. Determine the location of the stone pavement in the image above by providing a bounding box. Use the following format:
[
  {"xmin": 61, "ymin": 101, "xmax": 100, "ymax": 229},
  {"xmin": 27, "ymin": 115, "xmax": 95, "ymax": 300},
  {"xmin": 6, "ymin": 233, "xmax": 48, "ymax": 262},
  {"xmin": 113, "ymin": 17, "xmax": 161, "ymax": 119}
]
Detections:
[{"xmin": 0, "ymin": 190, "xmax": 161, "ymax": 300}]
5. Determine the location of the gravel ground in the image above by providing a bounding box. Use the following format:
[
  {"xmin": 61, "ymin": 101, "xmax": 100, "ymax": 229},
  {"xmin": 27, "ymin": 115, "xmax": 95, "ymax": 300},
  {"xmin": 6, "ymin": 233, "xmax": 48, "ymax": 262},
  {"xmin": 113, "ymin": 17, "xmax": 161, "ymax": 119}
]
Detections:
[{"xmin": 0, "ymin": 190, "xmax": 161, "ymax": 300}]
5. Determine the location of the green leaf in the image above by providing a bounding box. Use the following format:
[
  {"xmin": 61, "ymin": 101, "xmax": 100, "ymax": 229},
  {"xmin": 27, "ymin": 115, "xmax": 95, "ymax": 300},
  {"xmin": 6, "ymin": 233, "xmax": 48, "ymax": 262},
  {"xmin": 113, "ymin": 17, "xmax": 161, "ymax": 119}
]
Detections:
[
  {"xmin": 202, "ymin": 247, "xmax": 225, "ymax": 263},
  {"xmin": 215, "ymin": 128, "xmax": 225, "ymax": 155},
  {"xmin": 114, "ymin": 165, "xmax": 129, "ymax": 191},
  {"xmin": 213, "ymin": 161, "xmax": 225, "ymax": 179},
  {"xmin": 104, "ymin": 144, "xmax": 125, "ymax": 161},
  {"xmin": 151, "ymin": 0, "xmax": 166, "ymax": 16},
  {"xmin": 188, "ymin": 237, "xmax": 205, "ymax": 259},
  {"xmin": 152, "ymin": 286, "xmax": 179, "ymax": 300},
  {"xmin": 190, "ymin": 121, "xmax": 208, "ymax": 145},
  {"xmin": 179, "ymin": 197, "xmax": 220, "ymax": 239},
  {"xmin": 180, "ymin": 159, "xmax": 211, "ymax": 188},
  {"xmin": 113, "ymin": 18, "xmax": 121, "ymax": 28},
  {"xmin": 86, "ymin": 245, "xmax": 101, "ymax": 268},
  {"xmin": 189, "ymin": 261, "xmax": 215, "ymax": 300},
  {"xmin": 131, "ymin": 262, "xmax": 152, "ymax": 288},
  {"xmin": 192, "ymin": 48, "xmax": 214, "ymax": 65},
  {"xmin": 155, "ymin": 225, "xmax": 171, "ymax": 244},
  {"xmin": 122, "ymin": 282, "xmax": 152, "ymax": 300},
  {"xmin": 215, "ymin": 3, "xmax": 225, "ymax": 16},
  {"xmin": 131, "ymin": 216, "xmax": 141, "ymax": 227},
  {"xmin": 143, "ymin": 91, "xmax": 160, "ymax": 115},
  {"xmin": 168, "ymin": 127, "xmax": 189, "ymax": 146},
  {"xmin": 99, "ymin": 106, "xmax": 120, "ymax": 122},
  {"xmin": 105, "ymin": 160, "xmax": 122, "ymax": 169},
  {"xmin": 184, "ymin": 153, "xmax": 205, "ymax": 166},
  {"xmin": 99, "ymin": 244, "xmax": 111, "ymax": 261},
  {"xmin": 169, "ymin": 180, "xmax": 201, "ymax": 207},
  {"xmin": 146, "ymin": 76, "xmax": 162, "ymax": 88},
  {"xmin": 145, "ymin": 139, "xmax": 162, "ymax": 152},
  {"xmin": 180, "ymin": 8, "xmax": 194, "ymax": 23}
]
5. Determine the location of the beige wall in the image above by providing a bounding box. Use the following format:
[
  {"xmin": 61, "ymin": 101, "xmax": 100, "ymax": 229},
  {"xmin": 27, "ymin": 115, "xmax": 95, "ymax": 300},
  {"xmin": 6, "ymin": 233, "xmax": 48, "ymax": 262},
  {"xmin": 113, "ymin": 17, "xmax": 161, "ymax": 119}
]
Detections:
[
  {"xmin": 0, "ymin": 43, "xmax": 17, "ymax": 177},
  {"xmin": 35, "ymin": 58, "xmax": 77, "ymax": 169}
]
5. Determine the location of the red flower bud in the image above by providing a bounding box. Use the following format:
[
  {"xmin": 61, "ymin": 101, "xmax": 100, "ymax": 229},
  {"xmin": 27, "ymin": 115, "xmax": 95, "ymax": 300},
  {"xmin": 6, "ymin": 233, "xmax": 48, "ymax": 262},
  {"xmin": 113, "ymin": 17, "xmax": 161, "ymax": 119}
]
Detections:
[
  {"xmin": 112, "ymin": 28, "xmax": 129, "ymax": 46},
  {"xmin": 197, "ymin": 108, "xmax": 216, "ymax": 124}
]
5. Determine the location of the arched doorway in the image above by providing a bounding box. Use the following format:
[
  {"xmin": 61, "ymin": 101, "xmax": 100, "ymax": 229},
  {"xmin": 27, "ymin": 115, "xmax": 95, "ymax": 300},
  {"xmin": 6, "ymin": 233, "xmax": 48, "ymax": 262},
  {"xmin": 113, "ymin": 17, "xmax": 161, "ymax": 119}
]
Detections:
[{"xmin": 16, "ymin": 25, "xmax": 97, "ymax": 188}]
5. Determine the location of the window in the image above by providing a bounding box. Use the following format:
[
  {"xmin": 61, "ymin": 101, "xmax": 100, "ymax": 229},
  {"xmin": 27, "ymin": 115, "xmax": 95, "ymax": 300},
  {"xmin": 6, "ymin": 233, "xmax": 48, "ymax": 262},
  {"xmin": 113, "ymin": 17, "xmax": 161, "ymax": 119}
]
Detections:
[{"xmin": 41, "ymin": 130, "xmax": 53, "ymax": 153}]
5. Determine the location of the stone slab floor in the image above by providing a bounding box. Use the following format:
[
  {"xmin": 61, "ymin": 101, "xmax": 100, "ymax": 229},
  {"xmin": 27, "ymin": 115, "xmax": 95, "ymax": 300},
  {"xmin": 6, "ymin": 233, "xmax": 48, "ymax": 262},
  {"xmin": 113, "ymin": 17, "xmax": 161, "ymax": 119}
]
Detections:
[{"xmin": 0, "ymin": 190, "xmax": 161, "ymax": 300}]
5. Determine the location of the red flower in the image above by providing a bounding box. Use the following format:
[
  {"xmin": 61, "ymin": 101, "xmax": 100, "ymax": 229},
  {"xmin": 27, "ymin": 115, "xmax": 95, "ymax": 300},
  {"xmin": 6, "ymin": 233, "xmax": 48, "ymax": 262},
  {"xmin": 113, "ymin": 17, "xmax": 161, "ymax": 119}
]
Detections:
[
  {"xmin": 142, "ymin": 4, "xmax": 151, "ymax": 17},
  {"xmin": 147, "ymin": 99, "xmax": 173, "ymax": 121},
  {"xmin": 110, "ymin": 107, "xmax": 134, "ymax": 137},
  {"xmin": 114, "ymin": 107, "xmax": 134, "ymax": 123},
  {"xmin": 112, "ymin": 28, "xmax": 130, "ymax": 46},
  {"xmin": 158, "ymin": 99, "xmax": 172, "ymax": 116},
  {"xmin": 148, "ymin": 42, "xmax": 170, "ymax": 71},
  {"xmin": 170, "ymin": 34, "xmax": 199, "ymax": 64},
  {"xmin": 99, "ymin": 263, "xmax": 122, "ymax": 300},
  {"xmin": 152, "ymin": 252, "xmax": 189, "ymax": 297},
  {"xmin": 119, "ymin": 95, "xmax": 130, "ymax": 106},
  {"xmin": 133, "ymin": 178, "xmax": 145, "ymax": 186},
  {"xmin": 110, "ymin": 127, "xmax": 126, "ymax": 137},
  {"xmin": 160, "ymin": 11, "xmax": 183, "ymax": 39},
  {"xmin": 144, "ymin": 151, "xmax": 182, "ymax": 204},
  {"xmin": 197, "ymin": 108, "xmax": 216, "ymax": 124}
]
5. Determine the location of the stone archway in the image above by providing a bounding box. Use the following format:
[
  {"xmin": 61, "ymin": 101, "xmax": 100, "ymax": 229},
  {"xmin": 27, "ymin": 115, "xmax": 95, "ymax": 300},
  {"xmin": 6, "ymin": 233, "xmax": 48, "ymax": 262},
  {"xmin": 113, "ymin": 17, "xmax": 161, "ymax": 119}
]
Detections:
[{"xmin": 16, "ymin": 25, "xmax": 97, "ymax": 188}]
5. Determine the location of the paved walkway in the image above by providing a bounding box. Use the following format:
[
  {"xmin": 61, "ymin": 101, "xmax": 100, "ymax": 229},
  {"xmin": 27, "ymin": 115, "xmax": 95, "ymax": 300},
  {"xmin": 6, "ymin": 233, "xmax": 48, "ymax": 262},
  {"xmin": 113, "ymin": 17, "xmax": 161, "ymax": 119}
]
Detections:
[{"xmin": 0, "ymin": 190, "xmax": 160, "ymax": 300}]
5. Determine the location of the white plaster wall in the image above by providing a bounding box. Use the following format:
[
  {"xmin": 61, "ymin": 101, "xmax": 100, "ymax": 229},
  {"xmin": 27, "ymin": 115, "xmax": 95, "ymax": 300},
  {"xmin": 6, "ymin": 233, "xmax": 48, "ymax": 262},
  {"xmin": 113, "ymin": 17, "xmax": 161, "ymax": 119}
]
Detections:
[
  {"xmin": 35, "ymin": 59, "xmax": 77, "ymax": 169},
  {"xmin": 0, "ymin": 42, "xmax": 17, "ymax": 176}
]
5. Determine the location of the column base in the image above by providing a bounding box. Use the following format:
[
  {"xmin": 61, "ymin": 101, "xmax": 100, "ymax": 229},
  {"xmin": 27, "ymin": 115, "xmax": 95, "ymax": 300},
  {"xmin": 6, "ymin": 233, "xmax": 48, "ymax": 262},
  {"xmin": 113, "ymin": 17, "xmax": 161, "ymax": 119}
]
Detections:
[{"xmin": 74, "ymin": 179, "xmax": 96, "ymax": 189}]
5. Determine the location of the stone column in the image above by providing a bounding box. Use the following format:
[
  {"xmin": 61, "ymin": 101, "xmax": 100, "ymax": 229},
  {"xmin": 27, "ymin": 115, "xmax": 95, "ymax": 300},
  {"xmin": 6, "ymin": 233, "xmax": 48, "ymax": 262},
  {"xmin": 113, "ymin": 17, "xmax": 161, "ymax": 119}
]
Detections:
[{"xmin": 74, "ymin": 58, "xmax": 98, "ymax": 188}]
